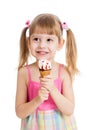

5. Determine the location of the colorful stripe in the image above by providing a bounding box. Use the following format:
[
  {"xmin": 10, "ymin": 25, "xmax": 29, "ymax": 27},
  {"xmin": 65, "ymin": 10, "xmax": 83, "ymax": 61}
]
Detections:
[{"xmin": 21, "ymin": 110, "xmax": 77, "ymax": 130}]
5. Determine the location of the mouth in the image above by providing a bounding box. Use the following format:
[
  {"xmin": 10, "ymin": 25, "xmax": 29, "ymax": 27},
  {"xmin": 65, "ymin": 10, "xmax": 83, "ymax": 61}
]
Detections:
[{"xmin": 36, "ymin": 51, "xmax": 49, "ymax": 55}]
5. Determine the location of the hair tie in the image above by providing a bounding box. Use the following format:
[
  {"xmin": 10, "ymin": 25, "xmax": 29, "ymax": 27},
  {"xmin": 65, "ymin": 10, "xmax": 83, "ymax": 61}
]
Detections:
[
  {"xmin": 25, "ymin": 20, "xmax": 30, "ymax": 28},
  {"xmin": 61, "ymin": 22, "xmax": 69, "ymax": 31}
]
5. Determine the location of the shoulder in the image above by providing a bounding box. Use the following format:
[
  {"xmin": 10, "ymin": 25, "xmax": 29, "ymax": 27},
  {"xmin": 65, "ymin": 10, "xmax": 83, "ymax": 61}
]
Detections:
[
  {"xmin": 17, "ymin": 66, "xmax": 28, "ymax": 85},
  {"xmin": 60, "ymin": 64, "xmax": 72, "ymax": 82},
  {"xmin": 17, "ymin": 63, "xmax": 36, "ymax": 84},
  {"xmin": 18, "ymin": 66, "xmax": 27, "ymax": 76}
]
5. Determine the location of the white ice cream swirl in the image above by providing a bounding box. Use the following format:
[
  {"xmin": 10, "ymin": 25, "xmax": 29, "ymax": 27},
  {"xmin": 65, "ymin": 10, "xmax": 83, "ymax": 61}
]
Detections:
[{"xmin": 38, "ymin": 59, "xmax": 52, "ymax": 70}]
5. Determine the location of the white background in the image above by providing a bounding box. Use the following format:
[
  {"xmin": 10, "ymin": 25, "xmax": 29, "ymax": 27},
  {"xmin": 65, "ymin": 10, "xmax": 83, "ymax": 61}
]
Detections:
[{"xmin": 0, "ymin": 0, "xmax": 87, "ymax": 130}]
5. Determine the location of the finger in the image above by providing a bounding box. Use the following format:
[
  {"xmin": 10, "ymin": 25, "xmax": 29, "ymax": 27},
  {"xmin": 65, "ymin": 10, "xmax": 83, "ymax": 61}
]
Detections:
[
  {"xmin": 43, "ymin": 75, "xmax": 52, "ymax": 79},
  {"xmin": 40, "ymin": 75, "xmax": 52, "ymax": 80},
  {"xmin": 38, "ymin": 90, "xmax": 49, "ymax": 100},
  {"xmin": 40, "ymin": 87, "xmax": 49, "ymax": 93}
]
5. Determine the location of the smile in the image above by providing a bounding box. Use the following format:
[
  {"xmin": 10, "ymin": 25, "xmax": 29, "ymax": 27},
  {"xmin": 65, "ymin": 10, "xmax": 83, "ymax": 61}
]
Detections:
[{"xmin": 36, "ymin": 51, "xmax": 49, "ymax": 55}]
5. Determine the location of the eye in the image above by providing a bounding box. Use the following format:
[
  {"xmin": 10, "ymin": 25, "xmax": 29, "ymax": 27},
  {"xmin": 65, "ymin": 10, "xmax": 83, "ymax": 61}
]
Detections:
[
  {"xmin": 47, "ymin": 38, "xmax": 53, "ymax": 42},
  {"xmin": 31, "ymin": 37, "xmax": 41, "ymax": 43},
  {"xmin": 33, "ymin": 37, "xmax": 40, "ymax": 41}
]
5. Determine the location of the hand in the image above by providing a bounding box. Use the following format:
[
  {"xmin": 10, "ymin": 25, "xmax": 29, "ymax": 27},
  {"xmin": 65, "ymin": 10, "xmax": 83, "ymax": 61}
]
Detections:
[
  {"xmin": 37, "ymin": 86, "xmax": 49, "ymax": 103},
  {"xmin": 39, "ymin": 75, "xmax": 55, "ymax": 93}
]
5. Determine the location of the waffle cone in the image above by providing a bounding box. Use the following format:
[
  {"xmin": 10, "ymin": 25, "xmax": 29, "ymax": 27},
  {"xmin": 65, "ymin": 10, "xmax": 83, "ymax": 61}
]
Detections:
[{"xmin": 40, "ymin": 70, "xmax": 51, "ymax": 78}]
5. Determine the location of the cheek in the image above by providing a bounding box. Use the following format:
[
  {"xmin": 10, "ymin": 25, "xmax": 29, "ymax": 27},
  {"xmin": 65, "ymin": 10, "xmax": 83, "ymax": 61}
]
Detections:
[
  {"xmin": 51, "ymin": 43, "xmax": 58, "ymax": 51},
  {"xmin": 29, "ymin": 45, "xmax": 34, "ymax": 54},
  {"xmin": 29, "ymin": 44, "xmax": 38, "ymax": 56},
  {"xmin": 30, "ymin": 43, "xmax": 36, "ymax": 50}
]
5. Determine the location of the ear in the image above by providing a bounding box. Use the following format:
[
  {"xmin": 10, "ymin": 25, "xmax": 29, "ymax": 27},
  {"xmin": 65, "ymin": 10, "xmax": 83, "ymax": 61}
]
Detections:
[{"xmin": 57, "ymin": 38, "xmax": 65, "ymax": 50}]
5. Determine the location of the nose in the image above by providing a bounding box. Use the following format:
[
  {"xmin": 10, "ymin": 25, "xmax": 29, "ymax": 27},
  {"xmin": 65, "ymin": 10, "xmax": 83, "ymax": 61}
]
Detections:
[{"xmin": 39, "ymin": 40, "xmax": 46, "ymax": 48}]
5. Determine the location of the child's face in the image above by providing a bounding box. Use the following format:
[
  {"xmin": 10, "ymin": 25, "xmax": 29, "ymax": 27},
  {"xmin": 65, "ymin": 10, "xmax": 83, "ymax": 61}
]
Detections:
[{"xmin": 29, "ymin": 33, "xmax": 63, "ymax": 61}]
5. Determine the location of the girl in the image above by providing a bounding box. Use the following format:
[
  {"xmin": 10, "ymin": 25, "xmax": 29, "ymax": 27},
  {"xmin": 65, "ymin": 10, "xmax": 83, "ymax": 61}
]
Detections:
[{"xmin": 15, "ymin": 13, "xmax": 78, "ymax": 130}]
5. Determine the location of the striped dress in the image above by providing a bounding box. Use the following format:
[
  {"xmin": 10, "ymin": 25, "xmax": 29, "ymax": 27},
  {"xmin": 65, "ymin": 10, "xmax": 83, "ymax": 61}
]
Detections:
[{"xmin": 21, "ymin": 65, "xmax": 77, "ymax": 130}]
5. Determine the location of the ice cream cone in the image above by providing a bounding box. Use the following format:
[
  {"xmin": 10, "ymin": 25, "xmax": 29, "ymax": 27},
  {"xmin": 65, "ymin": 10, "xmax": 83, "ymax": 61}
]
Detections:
[
  {"xmin": 39, "ymin": 69, "xmax": 51, "ymax": 78},
  {"xmin": 38, "ymin": 59, "xmax": 52, "ymax": 78}
]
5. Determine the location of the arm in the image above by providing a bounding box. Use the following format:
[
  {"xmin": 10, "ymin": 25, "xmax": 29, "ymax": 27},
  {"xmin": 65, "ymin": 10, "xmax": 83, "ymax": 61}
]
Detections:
[
  {"xmin": 15, "ymin": 67, "xmax": 40, "ymax": 119},
  {"xmin": 15, "ymin": 67, "xmax": 49, "ymax": 119},
  {"xmin": 50, "ymin": 70, "xmax": 75, "ymax": 115},
  {"xmin": 40, "ymin": 67, "xmax": 75, "ymax": 116}
]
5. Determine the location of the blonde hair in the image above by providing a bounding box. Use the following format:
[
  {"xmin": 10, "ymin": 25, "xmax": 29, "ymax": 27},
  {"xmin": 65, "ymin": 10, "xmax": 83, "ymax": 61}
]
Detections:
[{"xmin": 18, "ymin": 13, "xmax": 78, "ymax": 77}]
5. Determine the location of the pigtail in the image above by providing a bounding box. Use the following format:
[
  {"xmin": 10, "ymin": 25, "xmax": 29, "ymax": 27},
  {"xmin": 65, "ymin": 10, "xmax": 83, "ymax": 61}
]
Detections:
[
  {"xmin": 18, "ymin": 27, "xmax": 29, "ymax": 70},
  {"xmin": 66, "ymin": 29, "xmax": 78, "ymax": 78}
]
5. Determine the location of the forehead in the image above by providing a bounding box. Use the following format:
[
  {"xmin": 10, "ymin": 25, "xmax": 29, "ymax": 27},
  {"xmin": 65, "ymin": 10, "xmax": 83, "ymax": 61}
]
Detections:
[
  {"xmin": 33, "ymin": 25, "xmax": 54, "ymax": 34},
  {"xmin": 31, "ymin": 33, "xmax": 58, "ymax": 39}
]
